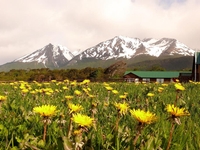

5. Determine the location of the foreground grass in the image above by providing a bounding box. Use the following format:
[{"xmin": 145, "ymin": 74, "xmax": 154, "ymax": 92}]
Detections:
[{"xmin": 0, "ymin": 80, "xmax": 199, "ymax": 149}]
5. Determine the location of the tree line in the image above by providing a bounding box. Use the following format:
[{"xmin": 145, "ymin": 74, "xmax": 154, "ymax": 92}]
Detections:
[
  {"xmin": 0, "ymin": 60, "xmax": 127, "ymax": 82},
  {"xmin": 0, "ymin": 60, "xmax": 170, "ymax": 82}
]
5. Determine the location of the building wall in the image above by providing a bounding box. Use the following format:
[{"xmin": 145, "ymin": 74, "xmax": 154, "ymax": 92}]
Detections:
[{"xmin": 124, "ymin": 73, "xmax": 174, "ymax": 83}]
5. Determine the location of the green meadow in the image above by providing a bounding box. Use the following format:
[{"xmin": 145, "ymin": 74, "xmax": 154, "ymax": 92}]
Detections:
[{"xmin": 0, "ymin": 80, "xmax": 199, "ymax": 150}]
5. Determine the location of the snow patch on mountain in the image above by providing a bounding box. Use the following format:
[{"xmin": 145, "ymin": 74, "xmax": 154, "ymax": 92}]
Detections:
[
  {"xmin": 14, "ymin": 43, "xmax": 74, "ymax": 68},
  {"xmin": 77, "ymin": 36, "xmax": 195, "ymax": 61}
]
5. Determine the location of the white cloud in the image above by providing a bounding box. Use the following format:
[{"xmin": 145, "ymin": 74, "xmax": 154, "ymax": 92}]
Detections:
[{"xmin": 0, "ymin": 0, "xmax": 200, "ymax": 65}]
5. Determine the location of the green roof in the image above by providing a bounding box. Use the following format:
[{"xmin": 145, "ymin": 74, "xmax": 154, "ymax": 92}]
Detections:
[{"xmin": 124, "ymin": 71, "xmax": 180, "ymax": 78}]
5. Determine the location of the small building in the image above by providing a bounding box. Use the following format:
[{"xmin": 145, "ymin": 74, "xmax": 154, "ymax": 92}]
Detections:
[
  {"xmin": 123, "ymin": 71, "xmax": 192, "ymax": 83},
  {"xmin": 192, "ymin": 52, "xmax": 200, "ymax": 81}
]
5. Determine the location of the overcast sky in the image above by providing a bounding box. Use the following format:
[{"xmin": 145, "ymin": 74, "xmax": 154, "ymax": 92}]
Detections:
[{"xmin": 0, "ymin": 0, "xmax": 200, "ymax": 65}]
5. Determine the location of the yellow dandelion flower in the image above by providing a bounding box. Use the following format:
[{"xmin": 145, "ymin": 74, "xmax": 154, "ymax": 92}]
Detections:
[
  {"xmin": 158, "ymin": 87, "xmax": 164, "ymax": 93},
  {"xmin": 33, "ymin": 105, "xmax": 57, "ymax": 117},
  {"xmin": 166, "ymin": 104, "xmax": 190, "ymax": 117},
  {"xmin": 147, "ymin": 93, "xmax": 154, "ymax": 97},
  {"xmin": 162, "ymin": 83, "xmax": 168, "ymax": 87},
  {"xmin": 88, "ymin": 94, "xmax": 95, "ymax": 98},
  {"xmin": 65, "ymin": 95, "xmax": 74, "ymax": 100},
  {"xmin": 0, "ymin": 95, "xmax": 7, "ymax": 101},
  {"xmin": 30, "ymin": 90, "xmax": 37, "ymax": 94},
  {"xmin": 112, "ymin": 90, "xmax": 119, "ymax": 94},
  {"xmin": 55, "ymin": 89, "xmax": 59, "ymax": 93},
  {"xmin": 51, "ymin": 80, "xmax": 57, "ymax": 83},
  {"xmin": 87, "ymin": 88, "xmax": 91, "ymax": 91},
  {"xmin": 103, "ymin": 82, "xmax": 110, "ymax": 86},
  {"xmin": 80, "ymin": 79, "xmax": 90, "ymax": 85},
  {"xmin": 174, "ymin": 83, "xmax": 185, "ymax": 91},
  {"xmin": 72, "ymin": 113, "xmax": 94, "ymax": 127},
  {"xmin": 130, "ymin": 109, "xmax": 157, "ymax": 124},
  {"xmin": 124, "ymin": 92, "xmax": 128, "ymax": 95},
  {"xmin": 45, "ymin": 92, "xmax": 52, "ymax": 96},
  {"xmin": 21, "ymin": 89, "xmax": 29, "ymax": 94},
  {"xmin": 62, "ymin": 86, "xmax": 68, "ymax": 90},
  {"xmin": 70, "ymin": 81, "xmax": 77, "ymax": 86},
  {"xmin": 114, "ymin": 102, "xmax": 129, "ymax": 115},
  {"xmin": 37, "ymin": 83, "xmax": 42, "ymax": 87},
  {"xmin": 104, "ymin": 102, "xmax": 109, "ymax": 106},
  {"xmin": 68, "ymin": 103, "xmax": 83, "ymax": 114},
  {"xmin": 119, "ymin": 95, "xmax": 126, "ymax": 99},
  {"xmin": 74, "ymin": 90, "xmax": 82, "ymax": 96},
  {"xmin": 83, "ymin": 88, "xmax": 88, "ymax": 93},
  {"xmin": 105, "ymin": 86, "xmax": 113, "ymax": 91},
  {"xmin": 64, "ymin": 79, "xmax": 69, "ymax": 83},
  {"xmin": 10, "ymin": 83, "xmax": 14, "ymax": 86}
]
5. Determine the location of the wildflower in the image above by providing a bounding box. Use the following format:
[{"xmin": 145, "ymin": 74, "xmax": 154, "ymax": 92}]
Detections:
[
  {"xmin": 51, "ymin": 80, "xmax": 57, "ymax": 83},
  {"xmin": 83, "ymin": 88, "xmax": 89, "ymax": 94},
  {"xmin": 114, "ymin": 102, "xmax": 129, "ymax": 115},
  {"xmin": 158, "ymin": 87, "xmax": 164, "ymax": 93},
  {"xmin": 80, "ymin": 79, "xmax": 90, "ymax": 85},
  {"xmin": 72, "ymin": 113, "xmax": 94, "ymax": 127},
  {"xmin": 30, "ymin": 90, "xmax": 37, "ymax": 94},
  {"xmin": 166, "ymin": 104, "xmax": 190, "ymax": 117},
  {"xmin": 10, "ymin": 83, "xmax": 14, "ymax": 86},
  {"xmin": 0, "ymin": 95, "xmax": 7, "ymax": 101},
  {"xmin": 105, "ymin": 86, "xmax": 113, "ymax": 91},
  {"xmin": 174, "ymin": 83, "xmax": 185, "ymax": 91},
  {"xmin": 70, "ymin": 81, "xmax": 77, "ymax": 86},
  {"xmin": 33, "ymin": 105, "xmax": 57, "ymax": 117},
  {"xmin": 130, "ymin": 109, "xmax": 157, "ymax": 124},
  {"xmin": 162, "ymin": 83, "xmax": 168, "ymax": 87},
  {"xmin": 147, "ymin": 93, "xmax": 154, "ymax": 97},
  {"xmin": 119, "ymin": 95, "xmax": 126, "ymax": 99},
  {"xmin": 65, "ymin": 95, "xmax": 74, "ymax": 100},
  {"xmin": 21, "ymin": 89, "xmax": 29, "ymax": 94},
  {"xmin": 64, "ymin": 79, "xmax": 69, "ymax": 83},
  {"xmin": 165, "ymin": 104, "xmax": 190, "ymax": 149},
  {"xmin": 62, "ymin": 86, "xmax": 68, "ymax": 90},
  {"xmin": 74, "ymin": 90, "xmax": 82, "ymax": 96},
  {"xmin": 104, "ymin": 102, "xmax": 109, "ymax": 106},
  {"xmin": 68, "ymin": 103, "xmax": 83, "ymax": 114},
  {"xmin": 55, "ymin": 89, "xmax": 59, "ymax": 93},
  {"xmin": 124, "ymin": 92, "xmax": 128, "ymax": 95},
  {"xmin": 43, "ymin": 82, "xmax": 50, "ymax": 86},
  {"xmin": 87, "ymin": 88, "xmax": 91, "ymax": 91},
  {"xmin": 88, "ymin": 94, "xmax": 95, "ymax": 98},
  {"xmin": 37, "ymin": 83, "xmax": 42, "ymax": 87},
  {"xmin": 45, "ymin": 92, "xmax": 52, "ymax": 96},
  {"xmin": 112, "ymin": 90, "xmax": 119, "ymax": 94}
]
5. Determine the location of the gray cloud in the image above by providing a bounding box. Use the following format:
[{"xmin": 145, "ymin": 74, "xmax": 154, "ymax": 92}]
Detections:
[{"xmin": 0, "ymin": 0, "xmax": 200, "ymax": 65}]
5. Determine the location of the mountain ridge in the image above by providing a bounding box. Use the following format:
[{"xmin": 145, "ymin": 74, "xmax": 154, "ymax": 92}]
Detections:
[{"xmin": 0, "ymin": 36, "xmax": 196, "ymax": 71}]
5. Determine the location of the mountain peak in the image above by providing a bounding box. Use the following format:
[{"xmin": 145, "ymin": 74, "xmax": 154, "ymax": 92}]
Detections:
[
  {"xmin": 14, "ymin": 43, "xmax": 74, "ymax": 68},
  {"xmin": 76, "ymin": 36, "xmax": 195, "ymax": 61},
  {"xmin": 0, "ymin": 36, "xmax": 195, "ymax": 71}
]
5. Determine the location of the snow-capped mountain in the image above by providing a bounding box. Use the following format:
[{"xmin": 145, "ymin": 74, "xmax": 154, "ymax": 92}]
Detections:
[
  {"xmin": 75, "ymin": 36, "xmax": 194, "ymax": 61},
  {"xmin": 0, "ymin": 36, "xmax": 195, "ymax": 71},
  {"xmin": 14, "ymin": 43, "xmax": 74, "ymax": 68}
]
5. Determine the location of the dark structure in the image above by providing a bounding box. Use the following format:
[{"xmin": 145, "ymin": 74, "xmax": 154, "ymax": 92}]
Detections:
[{"xmin": 192, "ymin": 52, "xmax": 200, "ymax": 81}]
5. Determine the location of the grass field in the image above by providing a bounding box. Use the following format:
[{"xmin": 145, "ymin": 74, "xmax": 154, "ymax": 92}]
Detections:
[{"xmin": 0, "ymin": 80, "xmax": 199, "ymax": 150}]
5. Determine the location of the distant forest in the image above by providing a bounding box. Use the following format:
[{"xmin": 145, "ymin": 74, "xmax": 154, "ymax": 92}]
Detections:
[
  {"xmin": 0, "ymin": 60, "xmax": 190, "ymax": 82},
  {"xmin": 0, "ymin": 61, "xmax": 127, "ymax": 82}
]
